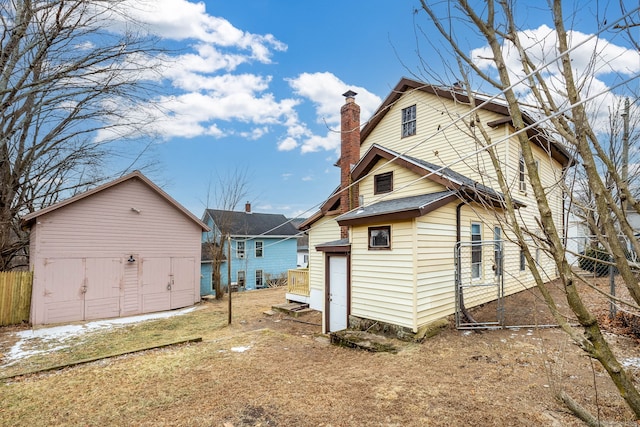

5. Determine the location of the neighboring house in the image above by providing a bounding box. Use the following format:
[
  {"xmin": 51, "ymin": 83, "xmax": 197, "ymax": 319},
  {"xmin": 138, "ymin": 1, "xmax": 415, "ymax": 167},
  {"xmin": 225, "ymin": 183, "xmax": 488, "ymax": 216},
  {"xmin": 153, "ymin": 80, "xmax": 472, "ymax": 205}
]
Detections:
[
  {"xmin": 296, "ymin": 245, "xmax": 309, "ymax": 268},
  {"xmin": 200, "ymin": 203, "xmax": 299, "ymax": 295},
  {"xmin": 299, "ymin": 78, "xmax": 572, "ymax": 336},
  {"xmin": 289, "ymin": 218, "xmax": 309, "ymax": 268},
  {"xmin": 22, "ymin": 171, "xmax": 209, "ymax": 325},
  {"xmin": 565, "ymin": 211, "xmax": 590, "ymax": 266}
]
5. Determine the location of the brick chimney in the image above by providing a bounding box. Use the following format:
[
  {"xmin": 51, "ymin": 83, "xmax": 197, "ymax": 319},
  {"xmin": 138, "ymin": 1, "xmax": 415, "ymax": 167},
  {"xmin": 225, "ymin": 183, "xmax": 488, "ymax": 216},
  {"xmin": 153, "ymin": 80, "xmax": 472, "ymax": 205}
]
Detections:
[
  {"xmin": 245, "ymin": 201, "xmax": 251, "ymax": 213},
  {"xmin": 340, "ymin": 90, "xmax": 360, "ymax": 239}
]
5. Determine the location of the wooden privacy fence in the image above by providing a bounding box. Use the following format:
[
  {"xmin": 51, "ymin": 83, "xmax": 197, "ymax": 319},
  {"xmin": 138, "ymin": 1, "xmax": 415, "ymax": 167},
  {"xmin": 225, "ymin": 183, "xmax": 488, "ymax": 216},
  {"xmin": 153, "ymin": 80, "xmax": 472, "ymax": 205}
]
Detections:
[{"xmin": 0, "ymin": 271, "xmax": 33, "ymax": 326}]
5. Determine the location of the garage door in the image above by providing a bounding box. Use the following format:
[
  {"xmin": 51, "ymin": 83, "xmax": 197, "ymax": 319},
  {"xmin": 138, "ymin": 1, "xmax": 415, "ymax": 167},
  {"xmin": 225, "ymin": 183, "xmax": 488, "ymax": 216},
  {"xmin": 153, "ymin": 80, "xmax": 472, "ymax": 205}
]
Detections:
[
  {"xmin": 41, "ymin": 258, "xmax": 123, "ymax": 324},
  {"xmin": 141, "ymin": 257, "xmax": 196, "ymax": 312},
  {"xmin": 39, "ymin": 256, "xmax": 196, "ymax": 324}
]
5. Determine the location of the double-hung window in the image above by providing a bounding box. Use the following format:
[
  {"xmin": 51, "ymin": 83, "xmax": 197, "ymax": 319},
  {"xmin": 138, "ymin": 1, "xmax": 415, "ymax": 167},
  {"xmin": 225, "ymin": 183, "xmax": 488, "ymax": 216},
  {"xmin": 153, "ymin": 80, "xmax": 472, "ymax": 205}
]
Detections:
[
  {"xmin": 237, "ymin": 270, "xmax": 245, "ymax": 287},
  {"xmin": 236, "ymin": 241, "xmax": 245, "ymax": 259},
  {"xmin": 519, "ymin": 152, "xmax": 526, "ymax": 192},
  {"xmin": 471, "ymin": 223, "xmax": 482, "ymax": 279},
  {"xmin": 493, "ymin": 226, "xmax": 502, "ymax": 277},
  {"xmin": 401, "ymin": 105, "xmax": 416, "ymax": 137},
  {"xmin": 255, "ymin": 241, "xmax": 263, "ymax": 258}
]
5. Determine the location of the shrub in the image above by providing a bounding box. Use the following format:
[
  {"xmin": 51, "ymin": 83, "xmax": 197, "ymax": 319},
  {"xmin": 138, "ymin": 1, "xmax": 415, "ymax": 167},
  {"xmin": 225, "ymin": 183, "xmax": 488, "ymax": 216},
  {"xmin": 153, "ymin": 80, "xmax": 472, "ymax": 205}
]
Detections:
[{"xmin": 579, "ymin": 247, "xmax": 611, "ymax": 277}]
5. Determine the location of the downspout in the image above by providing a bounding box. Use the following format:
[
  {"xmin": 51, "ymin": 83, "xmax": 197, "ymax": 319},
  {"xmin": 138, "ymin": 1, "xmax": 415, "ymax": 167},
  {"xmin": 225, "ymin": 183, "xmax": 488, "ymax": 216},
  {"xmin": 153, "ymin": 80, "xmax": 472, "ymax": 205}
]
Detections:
[{"xmin": 456, "ymin": 201, "xmax": 477, "ymax": 323}]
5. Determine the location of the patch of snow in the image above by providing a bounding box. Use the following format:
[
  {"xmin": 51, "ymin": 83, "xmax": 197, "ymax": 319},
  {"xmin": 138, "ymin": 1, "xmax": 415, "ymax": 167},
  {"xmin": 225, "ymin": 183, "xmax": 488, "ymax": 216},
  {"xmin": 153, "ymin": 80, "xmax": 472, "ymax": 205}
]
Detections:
[
  {"xmin": 231, "ymin": 346, "xmax": 251, "ymax": 353},
  {"xmin": 1, "ymin": 306, "xmax": 197, "ymax": 367},
  {"xmin": 622, "ymin": 357, "xmax": 640, "ymax": 368}
]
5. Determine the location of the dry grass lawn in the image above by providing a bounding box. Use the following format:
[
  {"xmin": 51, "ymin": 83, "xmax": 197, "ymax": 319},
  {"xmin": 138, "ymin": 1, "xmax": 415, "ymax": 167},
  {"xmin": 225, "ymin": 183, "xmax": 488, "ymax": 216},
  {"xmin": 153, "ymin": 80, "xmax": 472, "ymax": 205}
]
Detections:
[{"xmin": 1, "ymin": 282, "xmax": 640, "ymax": 426}]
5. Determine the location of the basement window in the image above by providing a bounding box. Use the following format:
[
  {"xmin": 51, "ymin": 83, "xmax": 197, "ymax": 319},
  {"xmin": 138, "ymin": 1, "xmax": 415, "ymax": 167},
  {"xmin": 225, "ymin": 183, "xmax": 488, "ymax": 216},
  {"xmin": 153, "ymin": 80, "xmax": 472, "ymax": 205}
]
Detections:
[
  {"xmin": 401, "ymin": 105, "xmax": 416, "ymax": 137},
  {"xmin": 374, "ymin": 172, "xmax": 393, "ymax": 194},
  {"xmin": 369, "ymin": 226, "xmax": 391, "ymax": 250}
]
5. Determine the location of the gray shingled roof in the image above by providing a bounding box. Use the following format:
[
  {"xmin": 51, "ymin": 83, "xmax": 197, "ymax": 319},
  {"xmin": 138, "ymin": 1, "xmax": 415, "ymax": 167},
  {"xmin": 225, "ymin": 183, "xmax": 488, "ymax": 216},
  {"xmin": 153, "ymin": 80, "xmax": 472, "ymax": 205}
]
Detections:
[
  {"xmin": 362, "ymin": 144, "xmax": 521, "ymax": 207},
  {"xmin": 400, "ymin": 151, "xmax": 506, "ymax": 203},
  {"xmin": 336, "ymin": 191, "xmax": 456, "ymax": 222},
  {"xmin": 204, "ymin": 209, "xmax": 299, "ymax": 237}
]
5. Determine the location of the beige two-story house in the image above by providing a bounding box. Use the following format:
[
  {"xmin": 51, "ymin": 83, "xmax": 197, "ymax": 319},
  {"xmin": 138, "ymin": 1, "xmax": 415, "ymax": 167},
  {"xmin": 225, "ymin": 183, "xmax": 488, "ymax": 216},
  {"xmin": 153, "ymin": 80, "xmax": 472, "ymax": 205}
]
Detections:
[{"xmin": 299, "ymin": 78, "xmax": 572, "ymax": 337}]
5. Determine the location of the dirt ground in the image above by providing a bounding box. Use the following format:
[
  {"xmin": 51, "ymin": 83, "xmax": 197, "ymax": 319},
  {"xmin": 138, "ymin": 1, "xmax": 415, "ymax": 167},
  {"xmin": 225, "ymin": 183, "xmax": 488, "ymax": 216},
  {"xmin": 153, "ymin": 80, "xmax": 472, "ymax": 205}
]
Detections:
[{"xmin": 1, "ymin": 275, "xmax": 640, "ymax": 426}]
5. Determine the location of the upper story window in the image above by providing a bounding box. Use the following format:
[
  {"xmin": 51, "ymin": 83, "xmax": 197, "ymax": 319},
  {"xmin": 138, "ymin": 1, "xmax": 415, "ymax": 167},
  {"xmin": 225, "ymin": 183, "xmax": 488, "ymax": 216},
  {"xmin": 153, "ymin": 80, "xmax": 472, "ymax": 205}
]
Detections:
[
  {"xmin": 236, "ymin": 241, "xmax": 245, "ymax": 259},
  {"xmin": 519, "ymin": 152, "xmax": 526, "ymax": 192},
  {"xmin": 374, "ymin": 172, "xmax": 393, "ymax": 194},
  {"xmin": 401, "ymin": 105, "xmax": 416, "ymax": 137},
  {"xmin": 255, "ymin": 241, "xmax": 263, "ymax": 258},
  {"xmin": 369, "ymin": 226, "xmax": 391, "ymax": 250}
]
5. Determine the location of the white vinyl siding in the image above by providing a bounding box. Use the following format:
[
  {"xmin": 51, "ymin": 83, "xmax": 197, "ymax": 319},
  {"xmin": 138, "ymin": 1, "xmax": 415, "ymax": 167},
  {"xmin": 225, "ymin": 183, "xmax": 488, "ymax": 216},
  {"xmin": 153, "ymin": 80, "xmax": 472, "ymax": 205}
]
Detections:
[
  {"xmin": 350, "ymin": 220, "xmax": 416, "ymax": 330},
  {"xmin": 307, "ymin": 215, "xmax": 341, "ymax": 311},
  {"xmin": 359, "ymin": 159, "xmax": 446, "ymax": 203}
]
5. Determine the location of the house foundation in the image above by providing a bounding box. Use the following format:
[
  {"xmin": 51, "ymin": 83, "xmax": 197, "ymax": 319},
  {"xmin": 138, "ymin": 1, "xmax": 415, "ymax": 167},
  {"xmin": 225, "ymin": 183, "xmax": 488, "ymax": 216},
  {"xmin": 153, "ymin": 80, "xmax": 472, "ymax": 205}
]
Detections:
[{"xmin": 348, "ymin": 315, "xmax": 449, "ymax": 342}]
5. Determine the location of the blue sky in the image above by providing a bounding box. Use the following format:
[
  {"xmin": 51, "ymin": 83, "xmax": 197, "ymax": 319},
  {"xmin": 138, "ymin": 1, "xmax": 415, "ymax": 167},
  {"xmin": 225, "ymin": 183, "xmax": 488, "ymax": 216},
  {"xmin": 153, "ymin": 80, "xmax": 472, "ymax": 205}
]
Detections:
[{"xmin": 111, "ymin": 0, "xmax": 639, "ymax": 219}]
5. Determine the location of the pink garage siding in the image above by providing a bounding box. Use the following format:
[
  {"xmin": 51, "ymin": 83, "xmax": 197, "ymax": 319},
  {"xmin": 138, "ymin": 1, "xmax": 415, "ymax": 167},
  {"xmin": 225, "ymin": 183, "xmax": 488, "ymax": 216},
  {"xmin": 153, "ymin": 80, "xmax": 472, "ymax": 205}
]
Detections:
[{"xmin": 24, "ymin": 172, "xmax": 208, "ymax": 325}]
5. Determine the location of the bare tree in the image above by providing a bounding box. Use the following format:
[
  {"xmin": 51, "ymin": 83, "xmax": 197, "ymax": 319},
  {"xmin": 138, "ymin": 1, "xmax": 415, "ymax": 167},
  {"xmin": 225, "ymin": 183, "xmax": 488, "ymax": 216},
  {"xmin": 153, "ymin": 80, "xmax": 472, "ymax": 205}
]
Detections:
[
  {"xmin": 203, "ymin": 169, "xmax": 250, "ymax": 299},
  {"xmin": 418, "ymin": 0, "xmax": 640, "ymax": 422},
  {"xmin": 0, "ymin": 0, "xmax": 164, "ymax": 269}
]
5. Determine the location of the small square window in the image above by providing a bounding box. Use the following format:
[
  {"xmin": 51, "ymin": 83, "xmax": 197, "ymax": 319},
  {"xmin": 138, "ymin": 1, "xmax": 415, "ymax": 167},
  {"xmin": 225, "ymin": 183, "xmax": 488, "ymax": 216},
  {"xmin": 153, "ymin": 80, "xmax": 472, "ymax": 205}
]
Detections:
[
  {"xmin": 369, "ymin": 226, "xmax": 391, "ymax": 250},
  {"xmin": 401, "ymin": 105, "xmax": 416, "ymax": 137},
  {"xmin": 374, "ymin": 172, "xmax": 393, "ymax": 194}
]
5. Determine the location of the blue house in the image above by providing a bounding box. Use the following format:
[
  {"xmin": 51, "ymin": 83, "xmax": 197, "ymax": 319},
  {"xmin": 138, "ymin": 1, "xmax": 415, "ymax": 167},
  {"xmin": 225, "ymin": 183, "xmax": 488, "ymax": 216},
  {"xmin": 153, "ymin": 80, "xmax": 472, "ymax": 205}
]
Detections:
[{"xmin": 200, "ymin": 203, "xmax": 299, "ymax": 295}]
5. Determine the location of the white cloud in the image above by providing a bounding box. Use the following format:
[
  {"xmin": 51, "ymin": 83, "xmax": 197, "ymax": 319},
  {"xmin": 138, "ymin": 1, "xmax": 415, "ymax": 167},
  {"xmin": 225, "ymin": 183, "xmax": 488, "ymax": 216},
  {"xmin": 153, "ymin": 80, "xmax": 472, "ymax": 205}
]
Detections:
[
  {"xmin": 93, "ymin": 2, "xmax": 385, "ymax": 156},
  {"xmin": 118, "ymin": 0, "xmax": 286, "ymax": 61},
  {"xmin": 278, "ymin": 137, "xmax": 299, "ymax": 151},
  {"xmin": 286, "ymin": 72, "xmax": 382, "ymax": 153},
  {"xmin": 470, "ymin": 24, "xmax": 639, "ymax": 132}
]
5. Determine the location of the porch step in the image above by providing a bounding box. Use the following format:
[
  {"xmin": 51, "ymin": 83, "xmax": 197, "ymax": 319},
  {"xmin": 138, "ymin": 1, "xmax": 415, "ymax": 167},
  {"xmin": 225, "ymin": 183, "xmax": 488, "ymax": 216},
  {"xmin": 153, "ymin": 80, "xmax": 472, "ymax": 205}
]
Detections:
[{"xmin": 271, "ymin": 302, "xmax": 312, "ymax": 317}]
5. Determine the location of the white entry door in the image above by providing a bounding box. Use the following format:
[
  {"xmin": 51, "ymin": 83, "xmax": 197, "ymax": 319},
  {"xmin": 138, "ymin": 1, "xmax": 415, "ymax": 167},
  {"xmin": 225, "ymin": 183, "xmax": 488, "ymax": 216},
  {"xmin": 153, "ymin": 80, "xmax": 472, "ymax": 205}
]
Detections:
[{"xmin": 328, "ymin": 255, "xmax": 348, "ymax": 332}]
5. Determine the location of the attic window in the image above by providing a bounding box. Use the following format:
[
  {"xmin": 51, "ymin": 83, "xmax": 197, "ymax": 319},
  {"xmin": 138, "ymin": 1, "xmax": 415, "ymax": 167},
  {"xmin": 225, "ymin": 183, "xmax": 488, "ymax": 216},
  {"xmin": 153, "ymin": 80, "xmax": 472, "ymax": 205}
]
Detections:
[
  {"xmin": 368, "ymin": 226, "xmax": 391, "ymax": 250},
  {"xmin": 374, "ymin": 172, "xmax": 393, "ymax": 194},
  {"xmin": 401, "ymin": 105, "xmax": 416, "ymax": 137}
]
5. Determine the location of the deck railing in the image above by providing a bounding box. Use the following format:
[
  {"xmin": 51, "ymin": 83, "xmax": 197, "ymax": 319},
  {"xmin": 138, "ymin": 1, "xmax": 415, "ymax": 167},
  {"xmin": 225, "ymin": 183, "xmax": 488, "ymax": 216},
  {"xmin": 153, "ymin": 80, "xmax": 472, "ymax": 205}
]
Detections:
[{"xmin": 287, "ymin": 268, "xmax": 309, "ymax": 296}]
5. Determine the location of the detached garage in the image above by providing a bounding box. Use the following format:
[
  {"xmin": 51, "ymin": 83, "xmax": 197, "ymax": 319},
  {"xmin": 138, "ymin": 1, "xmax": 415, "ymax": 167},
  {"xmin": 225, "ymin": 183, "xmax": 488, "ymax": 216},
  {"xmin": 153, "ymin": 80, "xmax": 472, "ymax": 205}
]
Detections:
[{"xmin": 22, "ymin": 171, "xmax": 209, "ymax": 325}]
